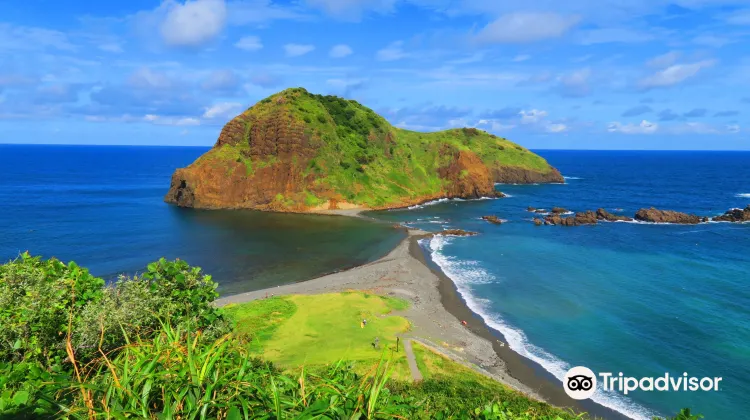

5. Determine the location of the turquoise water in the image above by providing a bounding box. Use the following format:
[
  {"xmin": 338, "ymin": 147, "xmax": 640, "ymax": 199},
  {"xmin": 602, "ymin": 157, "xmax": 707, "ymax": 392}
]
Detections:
[
  {"xmin": 0, "ymin": 144, "xmax": 405, "ymax": 295},
  {"xmin": 370, "ymin": 151, "xmax": 750, "ymax": 419}
]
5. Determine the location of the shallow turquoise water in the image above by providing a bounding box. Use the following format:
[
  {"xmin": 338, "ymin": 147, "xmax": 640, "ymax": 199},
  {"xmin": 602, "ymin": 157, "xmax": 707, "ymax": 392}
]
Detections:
[{"xmin": 370, "ymin": 151, "xmax": 750, "ymax": 419}]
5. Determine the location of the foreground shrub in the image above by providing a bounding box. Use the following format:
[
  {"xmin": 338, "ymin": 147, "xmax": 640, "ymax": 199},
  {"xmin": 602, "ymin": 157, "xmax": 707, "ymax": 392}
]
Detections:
[{"xmin": 0, "ymin": 253, "xmax": 104, "ymax": 365}]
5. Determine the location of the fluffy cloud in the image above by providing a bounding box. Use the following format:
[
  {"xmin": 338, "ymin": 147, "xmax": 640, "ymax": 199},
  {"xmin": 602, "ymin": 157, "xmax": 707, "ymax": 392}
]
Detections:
[
  {"xmin": 248, "ymin": 72, "xmax": 283, "ymax": 88},
  {"xmin": 714, "ymin": 110, "xmax": 739, "ymax": 117},
  {"xmin": 622, "ymin": 105, "xmax": 653, "ymax": 117},
  {"xmin": 160, "ymin": 0, "xmax": 227, "ymax": 47},
  {"xmin": 284, "ymin": 43, "xmax": 316, "ymax": 57},
  {"xmin": 512, "ymin": 54, "xmax": 530, "ymax": 62},
  {"xmin": 519, "ymin": 109, "xmax": 548, "ymax": 124},
  {"xmin": 235, "ymin": 36, "xmax": 263, "ymax": 51},
  {"xmin": 638, "ymin": 60, "xmax": 716, "ymax": 89},
  {"xmin": 376, "ymin": 41, "xmax": 408, "ymax": 61},
  {"xmin": 475, "ymin": 13, "xmax": 580, "ymax": 44},
  {"xmin": 380, "ymin": 104, "xmax": 472, "ymax": 131},
  {"xmin": 202, "ymin": 102, "xmax": 243, "ymax": 119},
  {"xmin": 329, "ymin": 44, "xmax": 353, "ymax": 58},
  {"xmin": 607, "ymin": 120, "xmax": 658, "ymax": 134}
]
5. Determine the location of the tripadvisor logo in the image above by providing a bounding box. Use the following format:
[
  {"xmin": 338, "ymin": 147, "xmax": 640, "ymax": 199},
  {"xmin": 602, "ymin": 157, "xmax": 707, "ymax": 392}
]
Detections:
[{"xmin": 563, "ymin": 366, "xmax": 723, "ymax": 400}]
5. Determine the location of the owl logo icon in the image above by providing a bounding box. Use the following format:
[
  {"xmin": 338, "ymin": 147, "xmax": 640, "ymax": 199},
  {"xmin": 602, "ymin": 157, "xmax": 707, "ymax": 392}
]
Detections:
[{"xmin": 563, "ymin": 366, "xmax": 597, "ymax": 400}]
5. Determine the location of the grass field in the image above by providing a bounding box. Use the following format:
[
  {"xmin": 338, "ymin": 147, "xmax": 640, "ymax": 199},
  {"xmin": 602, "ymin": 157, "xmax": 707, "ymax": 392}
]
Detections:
[{"xmin": 224, "ymin": 292, "xmax": 413, "ymax": 378}]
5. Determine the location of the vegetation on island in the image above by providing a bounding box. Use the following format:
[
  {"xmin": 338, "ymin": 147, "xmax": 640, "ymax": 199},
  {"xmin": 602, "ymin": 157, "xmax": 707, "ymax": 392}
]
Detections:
[
  {"xmin": 166, "ymin": 88, "xmax": 564, "ymax": 211},
  {"xmin": 1, "ymin": 253, "xmax": 701, "ymax": 419}
]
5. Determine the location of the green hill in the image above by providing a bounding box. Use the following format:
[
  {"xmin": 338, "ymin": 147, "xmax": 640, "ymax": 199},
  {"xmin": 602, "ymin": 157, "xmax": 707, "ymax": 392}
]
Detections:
[{"xmin": 165, "ymin": 87, "xmax": 564, "ymax": 211}]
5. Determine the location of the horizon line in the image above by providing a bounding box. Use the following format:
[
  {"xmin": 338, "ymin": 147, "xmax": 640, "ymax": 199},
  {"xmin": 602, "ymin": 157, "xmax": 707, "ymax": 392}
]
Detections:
[{"xmin": 1, "ymin": 142, "xmax": 749, "ymax": 152}]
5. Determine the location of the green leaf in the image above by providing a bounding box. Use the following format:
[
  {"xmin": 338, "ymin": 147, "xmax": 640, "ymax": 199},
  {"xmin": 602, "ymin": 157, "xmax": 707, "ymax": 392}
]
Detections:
[{"xmin": 12, "ymin": 390, "xmax": 30, "ymax": 406}]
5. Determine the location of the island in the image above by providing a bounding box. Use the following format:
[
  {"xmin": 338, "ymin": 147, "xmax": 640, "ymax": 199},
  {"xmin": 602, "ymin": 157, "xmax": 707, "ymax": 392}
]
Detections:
[{"xmin": 165, "ymin": 87, "xmax": 563, "ymax": 211}]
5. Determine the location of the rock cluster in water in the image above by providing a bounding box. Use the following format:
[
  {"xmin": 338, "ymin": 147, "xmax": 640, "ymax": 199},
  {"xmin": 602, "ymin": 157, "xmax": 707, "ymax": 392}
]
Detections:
[
  {"xmin": 533, "ymin": 205, "xmax": 750, "ymax": 226},
  {"xmin": 481, "ymin": 215, "xmax": 503, "ymax": 225}
]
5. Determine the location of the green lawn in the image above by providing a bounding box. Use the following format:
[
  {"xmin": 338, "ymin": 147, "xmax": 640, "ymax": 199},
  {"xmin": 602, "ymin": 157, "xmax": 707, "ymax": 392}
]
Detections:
[{"xmin": 224, "ymin": 292, "xmax": 412, "ymax": 378}]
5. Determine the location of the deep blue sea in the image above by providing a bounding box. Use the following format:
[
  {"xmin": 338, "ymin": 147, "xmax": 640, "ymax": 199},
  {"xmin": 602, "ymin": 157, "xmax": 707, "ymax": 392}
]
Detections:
[
  {"xmin": 0, "ymin": 144, "xmax": 404, "ymax": 295},
  {"xmin": 371, "ymin": 150, "xmax": 750, "ymax": 419},
  {"xmin": 1, "ymin": 145, "xmax": 748, "ymax": 419}
]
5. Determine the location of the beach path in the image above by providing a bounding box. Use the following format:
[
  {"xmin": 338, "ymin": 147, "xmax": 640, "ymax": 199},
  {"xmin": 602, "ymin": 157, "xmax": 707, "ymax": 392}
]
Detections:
[{"xmin": 403, "ymin": 339, "xmax": 423, "ymax": 382}]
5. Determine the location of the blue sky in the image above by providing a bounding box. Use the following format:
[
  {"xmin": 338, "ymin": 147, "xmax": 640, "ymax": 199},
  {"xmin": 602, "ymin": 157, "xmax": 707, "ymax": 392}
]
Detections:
[{"xmin": 1, "ymin": 0, "xmax": 749, "ymax": 149}]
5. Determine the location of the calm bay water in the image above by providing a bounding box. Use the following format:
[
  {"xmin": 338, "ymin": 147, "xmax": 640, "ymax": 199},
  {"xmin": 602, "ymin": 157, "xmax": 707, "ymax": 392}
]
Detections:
[
  {"xmin": 0, "ymin": 144, "xmax": 404, "ymax": 295},
  {"xmin": 370, "ymin": 150, "xmax": 750, "ymax": 419}
]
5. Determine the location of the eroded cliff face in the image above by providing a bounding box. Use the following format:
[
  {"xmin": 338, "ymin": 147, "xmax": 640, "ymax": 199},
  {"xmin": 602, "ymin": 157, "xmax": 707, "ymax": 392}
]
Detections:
[
  {"xmin": 438, "ymin": 148, "xmax": 495, "ymax": 199},
  {"xmin": 165, "ymin": 88, "xmax": 563, "ymax": 212}
]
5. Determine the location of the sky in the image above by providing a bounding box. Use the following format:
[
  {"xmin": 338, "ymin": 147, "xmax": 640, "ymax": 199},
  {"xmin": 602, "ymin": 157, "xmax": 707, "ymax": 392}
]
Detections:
[{"xmin": 1, "ymin": 0, "xmax": 749, "ymax": 150}]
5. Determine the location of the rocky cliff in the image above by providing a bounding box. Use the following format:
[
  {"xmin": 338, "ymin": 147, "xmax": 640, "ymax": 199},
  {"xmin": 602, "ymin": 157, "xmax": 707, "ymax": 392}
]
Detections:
[{"xmin": 165, "ymin": 88, "xmax": 564, "ymax": 212}]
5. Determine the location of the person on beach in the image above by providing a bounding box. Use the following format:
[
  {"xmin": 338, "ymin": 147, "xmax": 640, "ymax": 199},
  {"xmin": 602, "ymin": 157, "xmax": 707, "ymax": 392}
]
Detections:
[{"xmin": 363, "ymin": 319, "xmax": 367, "ymax": 326}]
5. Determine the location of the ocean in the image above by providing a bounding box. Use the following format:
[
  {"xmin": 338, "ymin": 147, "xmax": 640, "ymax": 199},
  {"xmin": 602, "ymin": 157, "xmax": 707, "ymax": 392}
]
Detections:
[
  {"xmin": 1, "ymin": 145, "xmax": 748, "ymax": 419},
  {"xmin": 0, "ymin": 144, "xmax": 404, "ymax": 296},
  {"xmin": 370, "ymin": 150, "xmax": 750, "ymax": 419}
]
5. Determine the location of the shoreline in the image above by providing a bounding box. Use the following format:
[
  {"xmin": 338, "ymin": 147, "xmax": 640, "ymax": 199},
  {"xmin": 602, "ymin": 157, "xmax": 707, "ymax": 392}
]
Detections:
[{"xmin": 216, "ymin": 229, "xmax": 628, "ymax": 420}]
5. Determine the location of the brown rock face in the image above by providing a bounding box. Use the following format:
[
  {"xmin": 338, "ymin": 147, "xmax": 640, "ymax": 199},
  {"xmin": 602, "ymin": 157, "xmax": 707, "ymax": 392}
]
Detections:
[
  {"xmin": 165, "ymin": 105, "xmax": 322, "ymax": 211},
  {"xmin": 481, "ymin": 215, "xmax": 503, "ymax": 225},
  {"xmin": 713, "ymin": 205, "xmax": 750, "ymax": 222},
  {"xmin": 492, "ymin": 166, "xmax": 564, "ymax": 184},
  {"xmin": 533, "ymin": 218, "xmax": 543, "ymax": 226},
  {"xmin": 634, "ymin": 208, "xmax": 703, "ymax": 224},
  {"xmin": 596, "ymin": 208, "xmax": 633, "ymax": 222},
  {"xmin": 438, "ymin": 148, "xmax": 496, "ymax": 199},
  {"xmin": 545, "ymin": 211, "xmax": 598, "ymax": 226}
]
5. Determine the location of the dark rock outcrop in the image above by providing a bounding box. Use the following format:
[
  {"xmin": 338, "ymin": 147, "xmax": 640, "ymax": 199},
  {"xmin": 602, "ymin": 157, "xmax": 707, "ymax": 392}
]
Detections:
[
  {"xmin": 437, "ymin": 229, "xmax": 479, "ymax": 237},
  {"xmin": 527, "ymin": 206, "xmax": 536, "ymax": 212},
  {"xmin": 533, "ymin": 218, "xmax": 543, "ymax": 226},
  {"xmin": 596, "ymin": 208, "xmax": 633, "ymax": 222},
  {"xmin": 634, "ymin": 208, "xmax": 703, "ymax": 225},
  {"xmin": 492, "ymin": 166, "xmax": 565, "ymax": 184},
  {"xmin": 551, "ymin": 207, "xmax": 569, "ymax": 214},
  {"xmin": 712, "ymin": 205, "xmax": 750, "ymax": 222},
  {"xmin": 482, "ymin": 215, "xmax": 503, "ymax": 225},
  {"xmin": 544, "ymin": 211, "xmax": 598, "ymax": 226}
]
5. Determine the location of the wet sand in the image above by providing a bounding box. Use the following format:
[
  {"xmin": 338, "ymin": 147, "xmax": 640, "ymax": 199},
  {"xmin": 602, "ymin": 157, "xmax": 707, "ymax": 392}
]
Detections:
[{"xmin": 216, "ymin": 228, "xmax": 628, "ymax": 420}]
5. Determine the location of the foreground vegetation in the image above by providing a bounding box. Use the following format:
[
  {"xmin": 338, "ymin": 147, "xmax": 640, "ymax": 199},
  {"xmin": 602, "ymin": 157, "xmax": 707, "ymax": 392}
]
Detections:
[{"xmin": 1, "ymin": 253, "xmax": 702, "ymax": 419}]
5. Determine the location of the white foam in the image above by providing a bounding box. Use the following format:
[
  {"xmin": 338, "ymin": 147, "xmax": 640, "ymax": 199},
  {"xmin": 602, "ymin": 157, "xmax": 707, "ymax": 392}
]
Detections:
[
  {"xmin": 563, "ymin": 176, "xmax": 583, "ymax": 180},
  {"xmin": 423, "ymin": 236, "xmax": 661, "ymax": 420},
  {"xmin": 406, "ymin": 196, "xmax": 497, "ymax": 210},
  {"xmin": 736, "ymin": 193, "xmax": 750, "ymax": 198}
]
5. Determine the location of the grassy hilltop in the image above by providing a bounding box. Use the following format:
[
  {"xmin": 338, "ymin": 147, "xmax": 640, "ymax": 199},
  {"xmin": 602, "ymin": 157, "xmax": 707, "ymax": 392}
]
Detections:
[{"xmin": 165, "ymin": 88, "xmax": 563, "ymax": 211}]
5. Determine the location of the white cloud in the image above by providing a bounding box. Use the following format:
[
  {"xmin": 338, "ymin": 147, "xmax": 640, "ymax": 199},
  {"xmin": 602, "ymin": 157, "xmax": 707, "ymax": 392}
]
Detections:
[
  {"xmin": 235, "ymin": 35, "xmax": 263, "ymax": 51},
  {"xmin": 376, "ymin": 41, "xmax": 408, "ymax": 61},
  {"xmin": 647, "ymin": 51, "xmax": 680, "ymax": 69},
  {"xmin": 160, "ymin": 0, "xmax": 227, "ymax": 47},
  {"xmin": 203, "ymin": 102, "xmax": 243, "ymax": 119},
  {"xmin": 638, "ymin": 60, "xmax": 716, "ymax": 89},
  {"xmin": 145, "ymin": 114, "xmax": 201, "ymax": 126},
  {"xmin": 201, "ymin": 70, "xmax": 239, "ymax": 92},
  {"xmin": 607, "ymin": 120, "xmax": 658, "ymax": 134},
  {"xmin": 284, "ymin": 43, "xmax": 315, "ymax": 57},
  {"xmin": 520, "ymin": 109, "xmax": 548, "ymax": 124},
  {"xmin": 329, "ymin": 44, "xmax": 353, "ymax": 58},
  {"xmin": 475, "ymin": 13, "xmax": 580, "ymax": 44},
  {"xmin": 512, "ymin": 54, "xmax": 531, "ymax": 62},
  {"xmin": 546, "ymin": 123, "xmax": 568, "ymax": 133}
]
